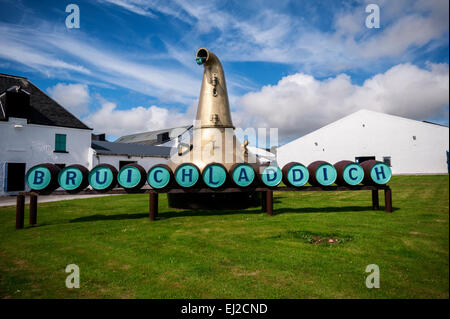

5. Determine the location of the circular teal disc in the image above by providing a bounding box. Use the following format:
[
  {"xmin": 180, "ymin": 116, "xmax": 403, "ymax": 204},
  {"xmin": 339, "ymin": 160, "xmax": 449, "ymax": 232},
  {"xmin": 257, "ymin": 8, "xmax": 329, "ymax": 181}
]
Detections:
[
  {"xmin": 118, "ymin": 166, "xmax": 142, "ymax": 188},
  {"xmin": 286, "ymin": 164, "xmax": 309, "ymax": 187},
  {"xmin": 175, "ymin": 164, "xmax": 199, "ymax": 188},
  {"xmin": 58, "ymin": 167, "xmax": 83, "ymax": 190},
  {"xmin": 89, "ymin": 166, "xmax": 114, "ymax": 190},
  {"xmin": 370, "ymin": 163, "xmax": 392, "ymax": 184},
  {"xmin": 315, "ymin": 164, "xmax": 337, "ymax": 186},
  {"xmin": 261, "ymin": 166, "xmax": 282, "ymax": 187},
  {"xmin": 343, "ymin": 163, "xmax": 364, "ymax": 185},
  {"xmin": 148, "ymin": 166, "xmax": 171, "ymax": 189},
  {"xmin": 203, "ymin": 164, "xmax": 227, "ymax": 188},
  {"xmin": 26, "ymin": 166, "xmax": 51, "ymax": 190},
  {"xmin": 232, "ymin": 164, "xmax": 255, "ymax": 187}
]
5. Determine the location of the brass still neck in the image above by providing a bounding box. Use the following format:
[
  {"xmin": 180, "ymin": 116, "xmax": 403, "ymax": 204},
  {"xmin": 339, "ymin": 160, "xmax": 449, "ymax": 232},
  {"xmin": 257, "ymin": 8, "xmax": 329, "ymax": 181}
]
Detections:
[{"xmin": 195, "ymin": 48, "xmax": 234, "ymax": 129}]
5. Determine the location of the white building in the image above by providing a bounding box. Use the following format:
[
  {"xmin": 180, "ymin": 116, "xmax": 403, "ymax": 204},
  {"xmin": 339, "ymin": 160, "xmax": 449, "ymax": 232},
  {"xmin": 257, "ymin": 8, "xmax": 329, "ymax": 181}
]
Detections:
[
  {"xmin": 90, "ymin": 139, "xmax": 169, "ymax": 170},
  {"xmin": 115, "ymin": 125, "xmax": 192, "ymax": 147},
  {"xmin": 0, "ymin": 73, "xmax": 171, "ymax": 196},
  {"xmin": 0, "ymin": 74, "xmax": 92, "ymax": 195},
  {"xmin": 277, "ymin": 109, "xmax": 449, "ymax": 175}
]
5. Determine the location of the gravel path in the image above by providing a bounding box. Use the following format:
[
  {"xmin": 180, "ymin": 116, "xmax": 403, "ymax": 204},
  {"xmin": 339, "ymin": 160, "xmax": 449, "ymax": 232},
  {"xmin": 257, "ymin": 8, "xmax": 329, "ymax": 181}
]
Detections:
[{"xmin": 0, "ymin": 194, "xmax": 120, "ymax": 207}]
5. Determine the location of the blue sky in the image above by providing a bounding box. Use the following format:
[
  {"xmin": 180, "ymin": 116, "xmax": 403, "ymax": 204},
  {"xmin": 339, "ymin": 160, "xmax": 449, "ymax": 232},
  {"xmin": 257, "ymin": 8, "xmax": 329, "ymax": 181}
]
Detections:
[{"xmin": 0, "ymin": 0, "xmax": 448, "ymax": 143}]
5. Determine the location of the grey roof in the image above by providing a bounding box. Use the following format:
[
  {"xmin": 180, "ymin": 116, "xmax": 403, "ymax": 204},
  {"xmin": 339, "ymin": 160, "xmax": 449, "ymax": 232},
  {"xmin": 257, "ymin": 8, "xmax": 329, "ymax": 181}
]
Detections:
[
  {"xmin": 0, "ymin": 73, "xmax": 91, "ymax": 130},
  {"xmin": 115, "ymin": 125, "xmax": 192, "ymax": 145},
  {"xmin": 91, "ymin": 140, "xmax": 171, "ymax": 157},
  {"xmin": 422, "ymin": 120, "xmax": 448, "ymax": 128}
]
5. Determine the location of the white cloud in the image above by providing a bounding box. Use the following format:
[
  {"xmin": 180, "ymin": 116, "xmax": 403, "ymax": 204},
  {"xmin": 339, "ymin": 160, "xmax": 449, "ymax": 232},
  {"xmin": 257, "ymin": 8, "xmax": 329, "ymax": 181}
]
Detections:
[
  {"xmin": 99, "ymin": 0, "xmax": 156, "ymax": 18},
  {"xmin": 83, "ymin": 97, "xmax": 195, "ymax": 137},
  {"xmin": 48, "ymin": 83, "xmax": 90, "ymax": 116},
  {"xmin": 98, "ymin": 0, "xmax": 194, "ymax": 23},
  {"xmin": 74, "ymin": 62, "xmax": 448, "ymax": 146},
  {"xmin": 1, "ymin": 0, "xmax": 447, "ymax": 108},
  {"xmin": 102, "ymin": 0, "xmax": 448, "ymax": 72},
  {"xmin": 237, "ymin": 63, "xmax": 449, "ymax": 141},
  {"xmin": 0, "ymin": 33, "xmax": 91, "ymax": 76},
  {"xmin": 0, "ymin": 22, "xmax": 200, "ymax": 104},
  {"xmin": 0, "ymin": 0, "xmax": 447, "ymax": 142},
  {"xmin": 359, "ymin": 14, "xmax": 446, "ymax": 58}
]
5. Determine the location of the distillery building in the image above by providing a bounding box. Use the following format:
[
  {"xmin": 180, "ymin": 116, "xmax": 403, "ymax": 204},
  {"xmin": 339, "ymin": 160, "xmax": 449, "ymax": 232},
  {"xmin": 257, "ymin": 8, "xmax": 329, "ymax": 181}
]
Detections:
[
  {"xmin": 0, "ymin": 73, "xmax": 170, "ymax": 196},
  {"xmin": 0, "ymin": 73, "xmax": 93, "ymax": 195},
  {"xmin": 277, "ymin": 109, "xmax": 449, "ymax": 175}
]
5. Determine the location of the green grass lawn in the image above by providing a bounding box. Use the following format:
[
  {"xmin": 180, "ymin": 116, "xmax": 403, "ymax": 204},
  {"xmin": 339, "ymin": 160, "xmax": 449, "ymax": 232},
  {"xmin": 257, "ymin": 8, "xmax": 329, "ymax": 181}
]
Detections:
[{"xmin": 0, "ymin": 175, "xmax": 448, "ymax": 299}]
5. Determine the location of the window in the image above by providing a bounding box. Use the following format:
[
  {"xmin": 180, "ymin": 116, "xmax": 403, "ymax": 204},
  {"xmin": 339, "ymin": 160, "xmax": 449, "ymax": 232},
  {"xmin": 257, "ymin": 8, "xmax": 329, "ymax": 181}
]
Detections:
[
  {"xmin": 355, "ymin": 156, "xmax": 375, "ymax": 164},
  {"xmin": 157, "ymin": 132, "xmax": 170, "ymax": 143},
  {"xmin": 383, "ymin": 156, "xmax": 392, "ymax": 167},
  {"xmin": 55, "ymin": 134, "xmax": 67, "ymax": 152}
]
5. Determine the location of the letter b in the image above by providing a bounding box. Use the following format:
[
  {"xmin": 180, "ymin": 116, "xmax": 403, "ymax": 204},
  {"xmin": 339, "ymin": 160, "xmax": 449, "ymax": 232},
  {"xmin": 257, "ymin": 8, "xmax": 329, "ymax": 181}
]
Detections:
[{"xmin": 33, "ymin": 170, "xmax": 45, "ymax": 185}]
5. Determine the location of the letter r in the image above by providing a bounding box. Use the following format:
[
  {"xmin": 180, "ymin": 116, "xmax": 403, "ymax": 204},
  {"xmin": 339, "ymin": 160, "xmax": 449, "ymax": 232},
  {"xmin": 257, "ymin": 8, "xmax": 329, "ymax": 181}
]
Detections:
[{"xmin": 66, "ymin": 171, "xmax": 77, "ymax": 185}]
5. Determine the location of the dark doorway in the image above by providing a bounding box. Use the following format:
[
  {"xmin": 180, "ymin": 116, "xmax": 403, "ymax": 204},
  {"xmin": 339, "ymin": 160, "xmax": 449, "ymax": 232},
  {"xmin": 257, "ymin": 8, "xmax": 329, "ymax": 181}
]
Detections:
[
  {"xmin": 355, "ymin": 156, "xmax": 376, "ymax": 164},
  {"xmin": 5, "ymin": 162, "xmax": 26, "ymax": 192},
  {"xmin": 119, "ymin": 161, "xmax": 137, "ymax": 169}
]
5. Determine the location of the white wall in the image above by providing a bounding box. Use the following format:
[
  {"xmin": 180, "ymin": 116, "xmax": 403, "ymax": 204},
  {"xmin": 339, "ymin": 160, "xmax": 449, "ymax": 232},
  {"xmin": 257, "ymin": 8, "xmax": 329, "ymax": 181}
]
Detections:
[
  {"xmin": 90, "ymin": 152, "xmax": 168, "ymax": 170},
  {"xmin": 277, "ymin": 110, "xmax": 449, "ymax": 174},
  {"xmin": 0, "ymin": 117, "xmax": 92, "ymax": 195}
]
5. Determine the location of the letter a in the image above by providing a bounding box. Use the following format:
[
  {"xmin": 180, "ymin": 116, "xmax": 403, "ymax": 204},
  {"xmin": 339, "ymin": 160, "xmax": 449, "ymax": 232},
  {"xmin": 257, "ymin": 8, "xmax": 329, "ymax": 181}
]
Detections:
[
  {"xmin": 65, "ymin": 264, "xmax": 80, "ymax": 288},
  {"xmin": 365, "ymin": 264, "xmax": 380, "ymax": 288},
  {"xmin": 66, "ymin": 4, "xmax": 80, "ymax": 29},
  {"xmin": 238, "ymin": 168, "xmax": 249, "ymax": 182},
  {"xmin": 365, "ymin": 4, "xmax": 380, "ymax": 29}
]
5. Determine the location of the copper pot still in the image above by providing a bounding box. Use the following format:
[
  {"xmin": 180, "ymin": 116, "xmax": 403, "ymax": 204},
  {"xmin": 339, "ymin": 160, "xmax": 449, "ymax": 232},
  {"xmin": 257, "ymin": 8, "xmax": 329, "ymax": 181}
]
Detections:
[{"xmin": 167, "ymin": 48, "xmax": 261, "ymax": 209}]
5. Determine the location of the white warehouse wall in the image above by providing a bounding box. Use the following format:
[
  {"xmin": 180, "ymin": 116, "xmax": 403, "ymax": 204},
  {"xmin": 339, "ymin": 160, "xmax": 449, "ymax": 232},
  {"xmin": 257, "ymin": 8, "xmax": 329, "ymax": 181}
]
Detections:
[
  {"xmin": 277, "ymin": 110, "xmax": 449, "ymax": 175},
  {"xmin": 90, "ymin": 153, "xmax": 168, "ymax": 170},
  {"xmin": 0, "ymin": 117, "xmax": 92, "ymax": 195}
]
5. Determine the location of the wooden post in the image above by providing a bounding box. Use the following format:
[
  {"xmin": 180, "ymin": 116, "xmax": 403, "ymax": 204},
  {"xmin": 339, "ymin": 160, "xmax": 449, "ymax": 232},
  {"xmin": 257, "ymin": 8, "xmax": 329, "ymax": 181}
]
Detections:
[
  {"xmin": 266, "ymin": 190, "xmax": 273, "ymax": 216},
  {"xmin": 384, "ymin": 187, "xmax": 392, "ymax": 213},
  {"xmin": 16, "ymin": 194, "xmax": 25, "ymax": 229},
  {"xmin": 261, "ymin": 191, "xmax": 267, "ymax": 212},
  {"xmin": 29, "ymin": 194, "xmax": 38, "ymax": 225},
  {"xmin": 149, "ymin": 191, "xmax": 158, "ymax": 221},
  {"xmin": 371, "ymin": 190, "xmax": 379, "ymax": 210}
]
